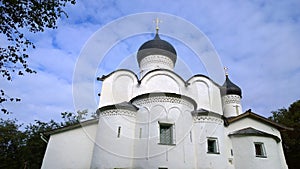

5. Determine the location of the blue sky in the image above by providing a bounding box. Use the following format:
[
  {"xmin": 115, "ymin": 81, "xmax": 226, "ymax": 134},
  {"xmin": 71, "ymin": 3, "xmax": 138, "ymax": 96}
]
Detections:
[{"xmin": 1, "ymin": 0, "xmax": 300, "ymax": 124}]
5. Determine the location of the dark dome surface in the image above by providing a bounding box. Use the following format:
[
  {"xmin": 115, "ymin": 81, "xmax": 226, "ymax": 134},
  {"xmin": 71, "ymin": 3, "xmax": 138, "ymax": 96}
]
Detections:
[
  {"xmin": 221, "ymin": 75, "xmax": 242, "ymax": 97},
  {"xmin": 137, "ymin": 33, "xmax": 177, "ymax": 64}
]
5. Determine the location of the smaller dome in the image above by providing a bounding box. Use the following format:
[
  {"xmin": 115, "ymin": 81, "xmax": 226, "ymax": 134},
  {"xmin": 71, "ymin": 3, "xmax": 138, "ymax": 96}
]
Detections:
[
  {"xmin": 221, "ymin": 75, "xmax": 242, "ymax": 97},
  {"xmin": 137, "ymin": 33, "xmax": 177, "ymax": 64}
]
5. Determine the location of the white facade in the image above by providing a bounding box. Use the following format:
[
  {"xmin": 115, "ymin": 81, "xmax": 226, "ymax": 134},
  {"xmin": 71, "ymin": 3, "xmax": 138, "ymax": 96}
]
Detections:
[
  {"xmin": 41, "ymin": 121, "xmax": 98, "ymax": 169},
  {"xmin": 42, "ymin": 32, "xmax": 289, "ymax": 169},
  {"xmin": 222, "ymin": 94, "xmax": 242, "ymax": 117}
]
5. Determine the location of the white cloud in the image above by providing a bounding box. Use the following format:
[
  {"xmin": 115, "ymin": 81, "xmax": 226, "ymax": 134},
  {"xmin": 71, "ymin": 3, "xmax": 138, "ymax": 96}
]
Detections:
[
  {"xmin": 1, "ymin": 71, "xmax": 73, "ymax": 124},
  {"xmin": 2, "ymin": 0, "xmax": 300, "ymax": 124}
]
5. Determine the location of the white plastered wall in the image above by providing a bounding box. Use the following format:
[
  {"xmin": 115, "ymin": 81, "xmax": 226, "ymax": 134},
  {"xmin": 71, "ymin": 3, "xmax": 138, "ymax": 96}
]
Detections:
[
  {"xmin": 230, "ymin": 136, "xmax": 286, "ymax": 169},
  {"xmin": 41, "ymin": 123, "xmax": 98, "ymax": 169},
  {"xmin": 136, "ymin": 70, "xmax": 185, "ymax": 96},
  {"xmin": 192, "ymin": 117, "xmax": 231, "ymax": 169},
  {"xmin": 99, "ymin": 70, "xmax": 138, "ymax": 107},
  {"xmin": 91, "ymin": 113, "xmax": 136, "ymax": 168},
  {"xmin": 188, "ymin": 76, "xmax": 223, "ymax": 114},
  {"xmin": 222, "ymin": 95, "xmax": 243, "ymax": 117},
  {"xmin": 226, "ymin": 118, "xmax": 288, "ymax": 169},
  {"xmin": 99, "ymin": 69, "xmax": 223, "ymax": 116},
  {"xmin": 132, "ymin": 96, "xmax": 196, "ymax": 168}
]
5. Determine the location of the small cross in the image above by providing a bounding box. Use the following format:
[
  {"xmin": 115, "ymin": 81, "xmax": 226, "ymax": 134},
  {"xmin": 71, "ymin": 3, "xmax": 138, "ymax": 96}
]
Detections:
[
  {"xmin": 154, "ymin": 17, "xmax": 162, "ymax": 34},
  {"xmin": 224, "ymin": 67, "xmax": 229, "ymax": 76}
]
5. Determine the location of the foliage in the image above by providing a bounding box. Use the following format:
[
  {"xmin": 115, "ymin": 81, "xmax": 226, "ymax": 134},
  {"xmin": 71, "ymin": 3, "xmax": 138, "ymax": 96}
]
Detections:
[
  {"xmin": 0, "ymin": 118, "xmax": 26, "ymax": 168},
  {"xmin": 61, "ymin": 109, "xmax": 88, "ymax": 126},
  {"xmin": 24, "ymin": 120, "xmax": 61, "ymax": 169},
  {"xmin": 0, "ymin": 0, "xmax": 76, "ymax": 114},
  {"xmin": 269, "ymin": 100, "xmax": 300, "ymax": 169},
  {"xmin": 0, "ymin": 118, "xmax": 61, "ymax": 169}
]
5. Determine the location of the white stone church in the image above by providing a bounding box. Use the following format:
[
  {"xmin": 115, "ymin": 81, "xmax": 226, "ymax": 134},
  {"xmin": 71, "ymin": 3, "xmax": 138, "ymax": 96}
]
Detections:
[{"xmin": 41, "ymin": 28, "xmax": 290, "ymax": 169}]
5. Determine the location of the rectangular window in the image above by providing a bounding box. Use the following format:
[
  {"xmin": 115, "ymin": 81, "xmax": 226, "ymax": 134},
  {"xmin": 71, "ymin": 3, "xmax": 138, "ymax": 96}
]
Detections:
[
  {"xmin": 254, "ymin": 142, "xmax": 267, "ymax": 157},
  {"xmin": 207, "ymin": 138, "xmax": 219, "ymax": 154},
  {"xmin": 159, "ymin": 123, "xmax": 174, "ymax": 145}
]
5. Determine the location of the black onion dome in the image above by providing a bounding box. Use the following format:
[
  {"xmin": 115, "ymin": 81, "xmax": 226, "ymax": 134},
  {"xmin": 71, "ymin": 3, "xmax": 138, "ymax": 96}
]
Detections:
[
  {"xmin": 137, "ymin": 33, "xmax": 177, "ymax": 64},
  {"xmin": 221, "ymin": 75, "xmax": 242, "ymax": 97}
]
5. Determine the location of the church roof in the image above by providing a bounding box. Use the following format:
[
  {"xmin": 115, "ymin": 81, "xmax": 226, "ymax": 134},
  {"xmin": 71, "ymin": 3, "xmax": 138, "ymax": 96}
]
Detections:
[
  {"xmin": 191, "ymin": 108, "xmax": 222, "ymax": 118},
  {"xmin": 98, "ymin": 102, "xmax": 139, "ymax": 112},
  {"xmin": 188, "ymin": 74, "xmax": 221, "ymax": 87},
  {"xmin": 229, "ymin": 127, "xmax": 281, "ymax": 142},
  {"xmin": 221, "ymin": 74, "xmax": 242, "ymax": 97},
  {"xmin": 96, "ymin": 69, "xmax": 138, "ymax": 81},
  {"xmin": 44, "ymin": 118, "xmax": 99, "ymax": 136},
  {"xmin": 137, "ymin": 33, "xmax": 177, "ymax": 65},
  {"xmin": 226, "ymin": 110, "xmax": 293, "ymax": 131}
]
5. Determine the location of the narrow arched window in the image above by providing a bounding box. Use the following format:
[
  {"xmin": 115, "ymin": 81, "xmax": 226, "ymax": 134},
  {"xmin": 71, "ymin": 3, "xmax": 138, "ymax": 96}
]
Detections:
[{"xmin": 117, "ymin": 126, "xmax": 121, "ymax": 138}]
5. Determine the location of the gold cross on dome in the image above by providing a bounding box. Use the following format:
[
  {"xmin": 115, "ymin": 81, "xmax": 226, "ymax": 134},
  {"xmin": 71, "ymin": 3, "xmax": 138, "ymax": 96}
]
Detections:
[
  {"xmin": 153, "ymin": 17, "xmax": 162, "ymax": 34},
  {"xmin": 224, "ymin": 67, "xmax": 229, "ymax": 76}
]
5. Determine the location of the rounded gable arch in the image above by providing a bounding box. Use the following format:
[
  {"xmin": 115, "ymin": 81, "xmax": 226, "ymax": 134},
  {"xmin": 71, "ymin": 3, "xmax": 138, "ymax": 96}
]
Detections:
[
  {"xmin": 139, "ymin": 69, "xmax": 187, "ymax": 94},
  {"xmin": 187, "ymin": 75, "xmax": 223, "ymax": 114},
  {"xmin": 99, "ymin": 69, "xmax": 139, "ymax": 107}
]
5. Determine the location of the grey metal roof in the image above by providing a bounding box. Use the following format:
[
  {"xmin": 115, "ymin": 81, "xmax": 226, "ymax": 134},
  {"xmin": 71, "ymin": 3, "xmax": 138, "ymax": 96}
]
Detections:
[
  {"xmin": 137, "ymin": 33, "xmax": 177, "ymax": 64},
  {"xmin": 98, "ymin": 102, "xmax": 139, "ymax": 112},
  {"xmin": 229, "ymin": 127, "xmax": 281, "ymax": 142},
  {"xmin": 191, "ymin": 108, "xmax": 222, "ymax": 118},
  {"xmin": 45, "ymin": 118, "xmax": 99, "ymax": 136},
  {"xmin": 226, "ymin": 110, "xmax": 293, "ymax": 131},
  {"xmin": 221, "ymin": 75, "xmax": 242, "ymax": 97}
]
